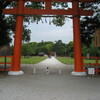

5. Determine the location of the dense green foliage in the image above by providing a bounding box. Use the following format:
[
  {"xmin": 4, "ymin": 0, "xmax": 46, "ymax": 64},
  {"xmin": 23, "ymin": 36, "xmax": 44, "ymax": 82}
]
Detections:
[
  {"xmin": 0, "ymin": 1, "xmax": 31, "ymax": 46},
  {"xmin": 22, "ymin": 39, "xmax": 100, "ymax": 57},
  {"xmin": 82, "ymin": 39, "xmax": 100, "ymax": 57},
  {"xmin": 54, "ymin": 40, "xmax": 66, "ymax": 56},
  {"xmin": 22, "ymin": 40, "xmax": 73, "ymax": 56},
  {"xmin": 80, "ymin": 0, "xmax": 100, "ymax": 47},
  {"xmin": 22, "ymin": 41, "xmax": 55, "ymax": 56},
  {"xmin": 0, "ymin": 0, "xmax": 99, "ymax": 47},
  {"xmin": 0, "ymin": 1, "xmax": 68, "ymax": 46},
  {"xmin": 0, "ymin": 1, "xmax": 11, "ymax": 46}
]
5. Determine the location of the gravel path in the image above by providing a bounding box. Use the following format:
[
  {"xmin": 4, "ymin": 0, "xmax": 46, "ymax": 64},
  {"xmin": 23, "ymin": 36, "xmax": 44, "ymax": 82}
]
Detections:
[{"xmin": 0, "ymin": 57, "xmax": 100, "ymax": 100}]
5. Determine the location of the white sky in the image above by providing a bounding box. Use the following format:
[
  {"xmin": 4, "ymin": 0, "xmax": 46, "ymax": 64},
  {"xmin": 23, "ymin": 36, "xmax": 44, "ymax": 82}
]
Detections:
[
  {"xmin": 28, "ymin": 3, "xmax": 73, "ymax": 44},
  {"xmin": 29, "ymin": 18, "xmax": 73, "ymax": 44},
  {"xmin": 11, "ymin": 3, "xmax": 73, "ymax": 45}
]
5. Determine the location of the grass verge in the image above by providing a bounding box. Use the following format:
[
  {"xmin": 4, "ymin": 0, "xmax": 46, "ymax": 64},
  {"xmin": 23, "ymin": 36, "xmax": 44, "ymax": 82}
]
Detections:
[
  {"xmin": 56, "ymin": 57, "xmax": 100, "ymax": 65},
  {"xmin": 0, "ymin": 56, "xmax": 47, "ymax": 64},
  {"xmin": 21, "ymin": 56, "xmax": 47, "ymax": 64},
  {"xmin": 56, "ymin": 57, "xmax": 74, "ymax": 65}
]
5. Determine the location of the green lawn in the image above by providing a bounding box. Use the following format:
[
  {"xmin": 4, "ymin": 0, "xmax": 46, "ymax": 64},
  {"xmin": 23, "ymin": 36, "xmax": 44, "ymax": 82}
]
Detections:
[
  {"xmin": 56, "ymin": 57, "xmax": 74, "ymax": 65},
  {"xmin": 21, "ymin": 56, "xmax": 47, "ymax": 64},
  {"xmin": 0, "ymin": 57, "xmax": 12, "ymax": 63},
  {"xmin": 56, "ymin": 57, "xmax": 100, "ymax": 65},
  {"xmin": 84, "ymin": 59, "xmax": 96, "ymax": 64},
  {"xmin": 0, "ymin": 56, "xmax": 47, "ymax": 64},
  {"xmin": 0, "ymin": 56, "xmax": 100, "ymax": 65}
]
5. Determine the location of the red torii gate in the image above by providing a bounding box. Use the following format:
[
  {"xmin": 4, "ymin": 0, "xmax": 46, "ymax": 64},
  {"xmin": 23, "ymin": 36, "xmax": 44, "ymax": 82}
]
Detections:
[{"xmin": 3, "ymin": 0, "xmax": 95, "ymax": 75}]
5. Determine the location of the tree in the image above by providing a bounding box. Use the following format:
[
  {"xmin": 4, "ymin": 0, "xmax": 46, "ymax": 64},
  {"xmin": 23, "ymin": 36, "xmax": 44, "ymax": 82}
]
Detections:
[
  {"xmin": 0, "ymin": 0, "xmax": 11, "ymax": 46},
  {"xmin": 45, "ymin": 44, "xmax": 54, "ymax": 54},
  {"xmin": 22, "ymin": 42, "xmax": 37, "ymax": 56},
  {"xmin": 66, "ymin": 41, "xmax": 74, "ymax": 57},
  {"xmin": 0, "ymin": 15, "xmax": 12, "ymax": 46},
  {"xmin": 0, "ymin": 1, "xmax": 32, "ymax": 46},
  {"xmin": 25, "ymin": 2, "xmax": 68, "ymax": 26},
  {"xmin": 54, "ymin": 40, "xmax": 66, "ymax": 56},
  {"xmin": 1, "ymin": 1, "xmax": 99, "ymax": 47},
  {"xmin": 80, "ymin": 0, "xmax": 100, "ymax": 47},
  {"xmin": 36, "ymin": 41, "xmax": 54, "ymax": 54},
  {"xmin": 82, "ymin": 38, "xmax": 100, "ymax": 57},
  {"xmin": 0, "ymin": 1, "xmax": 68, "ymax": 46}
]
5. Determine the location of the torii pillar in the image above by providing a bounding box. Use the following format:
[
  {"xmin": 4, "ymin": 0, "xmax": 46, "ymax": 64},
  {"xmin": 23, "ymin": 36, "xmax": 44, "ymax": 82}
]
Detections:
[
  {"xmin": 8, "ymin": 0, "xmax": 24, "ymax": 75},
  {"xmin": 71, "ymin": 1, "xmax": 86, "ymax": 76}
]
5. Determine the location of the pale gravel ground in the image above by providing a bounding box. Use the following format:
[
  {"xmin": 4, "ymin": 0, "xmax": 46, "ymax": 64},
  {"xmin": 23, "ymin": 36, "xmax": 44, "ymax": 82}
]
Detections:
[{"xmin": 0, "ymin": 57, "xmax": 100, "ymax": 100}]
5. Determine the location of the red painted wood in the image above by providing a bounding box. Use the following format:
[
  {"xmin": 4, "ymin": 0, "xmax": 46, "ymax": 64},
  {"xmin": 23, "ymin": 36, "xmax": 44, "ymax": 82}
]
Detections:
[
  {"xmin": 3, "ymin": 8, "xmax": 93, "ymax": 16},
  {"xmin": 72, "ymin": 1, "xmax": 83, "ymax": 72},
  {"xmin": 11, "ymin": 0, "xmax": 24, "ymax": 71}
]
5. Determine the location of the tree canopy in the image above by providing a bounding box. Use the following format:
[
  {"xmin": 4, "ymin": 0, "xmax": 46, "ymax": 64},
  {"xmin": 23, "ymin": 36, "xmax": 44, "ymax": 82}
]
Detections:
[
  {"xmin": 22, "ymin": 40, "xmax": 100, "ymax": 57},
  {"xmin": 0, "ymin": 0, "xmax": 99, "ymax": 47},
  {"xmin": 80, "ymin": 0, "xmax": 100, "ymax": 47},
  {"xmin": 0, "ymin": 1, "xmax": 68, "ymax": 46},
  {"xmin": 22, "ymin": 40, "xmax": 72, "ymax": 56}
]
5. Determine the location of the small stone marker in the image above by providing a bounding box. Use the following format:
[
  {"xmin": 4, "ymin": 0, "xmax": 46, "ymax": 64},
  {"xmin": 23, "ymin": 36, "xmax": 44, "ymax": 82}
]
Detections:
[
  {"xmin": 46, "ymin": 67, "xmax": 49, "ymax": 75},
  {"xmin": 86, "ymin": 53, "xmax": 90, "ymax": 59},
  {"xmin": 33, "ymin": 68, "xmax": 36, "ymax": 74},
  {"xmin": 59, "ymin": 69, "xmax": 61, "ymax": 75}
]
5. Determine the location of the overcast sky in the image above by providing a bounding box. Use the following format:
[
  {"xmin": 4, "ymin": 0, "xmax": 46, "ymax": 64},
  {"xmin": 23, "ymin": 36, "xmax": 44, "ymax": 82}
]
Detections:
[
  {"xmin": 28, "ymin": 2, "xmax": 73, "ymax": 44},
  {"xmin": 10, "ymin": 3, "xmax": 73, "ymax": 45},
  {"xmin": 28, "ymin": 18, "xmax": 73, "ymax": 44}
]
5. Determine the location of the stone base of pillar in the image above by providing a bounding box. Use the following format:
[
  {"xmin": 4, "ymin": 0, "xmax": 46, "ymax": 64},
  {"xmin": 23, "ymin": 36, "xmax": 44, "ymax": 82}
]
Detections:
[
  {"xmin": 8, "ymin": 71, "xmax": 24, "ymax": 75},
  {"xmin": 71, "ymin": 71, "xmax": 86, "ymax": 76}
]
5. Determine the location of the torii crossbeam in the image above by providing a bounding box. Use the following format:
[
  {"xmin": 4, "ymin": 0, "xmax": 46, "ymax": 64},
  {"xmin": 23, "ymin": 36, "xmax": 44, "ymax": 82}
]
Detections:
[{"xmin": 3, "ymin": 0, "xmax": 95, "ymax": 76}]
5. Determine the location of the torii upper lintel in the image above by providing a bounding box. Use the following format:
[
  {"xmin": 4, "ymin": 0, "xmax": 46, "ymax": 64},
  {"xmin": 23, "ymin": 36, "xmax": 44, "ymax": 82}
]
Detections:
[{"xmin": 3, "ymin": 0, "xmax": 94, "ymax": 16}]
